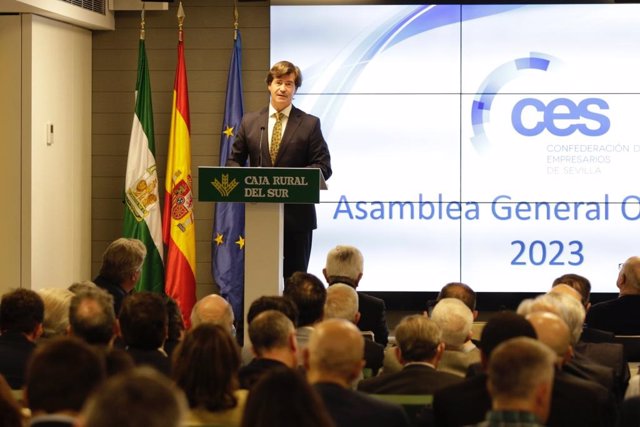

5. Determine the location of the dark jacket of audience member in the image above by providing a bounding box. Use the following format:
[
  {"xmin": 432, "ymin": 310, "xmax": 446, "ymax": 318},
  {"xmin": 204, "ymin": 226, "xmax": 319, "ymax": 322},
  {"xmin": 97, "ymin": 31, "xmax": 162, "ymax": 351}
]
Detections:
[{"xmin": 0, "ymin": 288, "xmax": 44, "ymax": 389}]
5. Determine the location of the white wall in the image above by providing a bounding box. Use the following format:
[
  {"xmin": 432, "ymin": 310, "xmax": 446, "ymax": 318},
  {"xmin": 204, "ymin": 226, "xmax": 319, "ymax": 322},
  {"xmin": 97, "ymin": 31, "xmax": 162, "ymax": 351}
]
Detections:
[
  {"xmin": 0, "ymin": 15, "xmax": 23, "ymax": 293},
  {"xmin": 25, "ymin": 14, "xmax": 92, "ymax": 289},
  {"xmin": 0, "ymin": 14, "xmax": 95, "ymax": 294}
]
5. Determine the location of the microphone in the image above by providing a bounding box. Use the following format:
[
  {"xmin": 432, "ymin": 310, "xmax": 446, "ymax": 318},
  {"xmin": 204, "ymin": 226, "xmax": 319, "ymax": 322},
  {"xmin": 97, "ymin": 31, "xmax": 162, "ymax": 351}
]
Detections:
[{"xmin": 258, "ymin": 126, "xmax": 265, "ymax": 167}]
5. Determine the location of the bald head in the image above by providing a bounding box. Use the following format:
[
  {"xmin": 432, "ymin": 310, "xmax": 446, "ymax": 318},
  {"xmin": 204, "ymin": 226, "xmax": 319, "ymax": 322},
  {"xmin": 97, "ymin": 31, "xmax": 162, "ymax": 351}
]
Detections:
[
  {"xmin": 619, "ymin": 256, "xmax": 640, "ymax": 294},
  {"xmin": 325, "ymin": 283, "xmax": 359, "ymax": 323},
  {"xmin": 190, "ymin": 295, "xmax": 234, "ymax": 333},
  {"xmin": 526, "ymin": 311, "xmax": 571, "ymax": 364},
  {"xmin": 306, "ymin": 319, "xmax": 364, "ymax": 385}
]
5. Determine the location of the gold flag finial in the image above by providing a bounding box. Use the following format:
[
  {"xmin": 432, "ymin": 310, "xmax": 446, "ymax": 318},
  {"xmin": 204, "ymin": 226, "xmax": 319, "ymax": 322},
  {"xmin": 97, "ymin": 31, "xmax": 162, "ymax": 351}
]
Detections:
[
  {"xmin": 140, "ymin": 3, "xmax": 146, "ymax": 40},
  {"xmin": 177, "ymin": 2, "xmax": 185, "ymax": 28},
  {"xmin": 233, "ymin": 0, "xmax": 239, "ymax": 40}
]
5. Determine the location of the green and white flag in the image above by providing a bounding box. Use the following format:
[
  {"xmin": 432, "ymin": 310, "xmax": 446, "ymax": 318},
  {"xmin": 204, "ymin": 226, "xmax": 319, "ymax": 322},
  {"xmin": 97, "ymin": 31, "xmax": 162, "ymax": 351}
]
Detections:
[{"xmin": 123, "ymin": 36, "xmax": 164, "ymax": 293}]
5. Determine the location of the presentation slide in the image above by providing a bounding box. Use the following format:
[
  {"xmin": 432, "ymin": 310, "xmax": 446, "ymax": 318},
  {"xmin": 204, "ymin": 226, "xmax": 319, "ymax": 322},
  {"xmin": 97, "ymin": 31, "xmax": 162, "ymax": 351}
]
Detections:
[{"xmin": 270, "ymin": 4, "xmax": 640, "ymax": 293}]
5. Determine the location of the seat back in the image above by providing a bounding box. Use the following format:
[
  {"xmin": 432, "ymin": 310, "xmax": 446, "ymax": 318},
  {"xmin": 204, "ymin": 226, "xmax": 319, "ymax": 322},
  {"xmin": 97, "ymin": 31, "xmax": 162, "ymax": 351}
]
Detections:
[
  {"xmin": 370, "ymin": 394, "xmax": 434, "ymax": 427},
  {"xmin": 614, "ymin": 335, "xmax": 640, "ymax": 362}
]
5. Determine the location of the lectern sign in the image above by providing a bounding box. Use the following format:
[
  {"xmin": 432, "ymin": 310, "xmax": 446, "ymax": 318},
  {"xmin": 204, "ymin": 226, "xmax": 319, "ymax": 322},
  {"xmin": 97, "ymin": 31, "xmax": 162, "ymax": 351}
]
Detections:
[{"xmin": 198, "ymin": 167, "xmax": 321, "ymax": 203}]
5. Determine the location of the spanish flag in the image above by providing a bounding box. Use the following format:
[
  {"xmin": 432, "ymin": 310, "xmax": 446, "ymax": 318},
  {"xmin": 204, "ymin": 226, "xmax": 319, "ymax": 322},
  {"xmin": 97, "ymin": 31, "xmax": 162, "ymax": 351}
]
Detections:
[{"xmin": 163, "ymin": 3, "xmax": 196, "ymax": 327}]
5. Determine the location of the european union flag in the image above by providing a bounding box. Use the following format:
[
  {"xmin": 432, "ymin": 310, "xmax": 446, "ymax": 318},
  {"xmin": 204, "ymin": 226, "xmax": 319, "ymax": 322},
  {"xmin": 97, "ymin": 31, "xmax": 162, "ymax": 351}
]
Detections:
[{"xmin": 212, "ymin": 31, "xmax": 245, "ymax": 334}]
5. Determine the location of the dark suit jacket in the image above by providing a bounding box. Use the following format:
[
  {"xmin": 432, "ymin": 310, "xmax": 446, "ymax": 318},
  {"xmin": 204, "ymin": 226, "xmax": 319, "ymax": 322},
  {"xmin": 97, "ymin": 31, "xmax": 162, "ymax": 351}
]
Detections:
[
  {"xmin": 365, "ymin": 338, "xmax": 385, "ymax": 377},
  {"xmin": 239, "ymin": 357, "xmax": 288, "ymax": 390},
  {"xmin": 358, "ymin": 363, "xmax": 462, "ymax": 395},
  {"xmin": 573, "ymin": 341, "xmax": 629, "ymax": 402},
  {"xmin": 358, "ymin": 292, "xmax": 389, "ymax": 346},
  {"xmin": 619, "ymin": 396, "xmax": 640, "ymax": 427},
  {"xmin": 0, "ymin": 331, "xmax": 36, "ymax": 389},
  {"xmin": 126, "ymin": 347, "xmax": 171, "ymax": 376},
  {"xmin": 585, "ymin": 295, "xmax": 640, "ymax": 335},
  {"xmin": 432, "ymin": 370, "xmax": 613, "ymax": 427},
  {"xmin": 314, "ymin": 382, "xmax": 410, "ymax": 427},
  {"xmin": 227, "ymin": 105, "xmax": 332, "ymax": 232}
]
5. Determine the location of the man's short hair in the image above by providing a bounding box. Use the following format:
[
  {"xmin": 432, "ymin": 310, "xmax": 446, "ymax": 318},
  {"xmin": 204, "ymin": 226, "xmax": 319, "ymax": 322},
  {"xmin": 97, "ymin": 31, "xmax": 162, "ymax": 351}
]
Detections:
[
  {"xmin": 324, "ymin": 283, "xmax": 358, "ymax": 321},
  {"xmin": 552, "ymin": 273, "xmax": 591, "ymax": 306},
  {"xmin": 324, "ymin": 245, "xmax": 364, "ymax": 286},
  {"xmin": 249, "ymin": 310, "xmax": 295, "ymax": 356},
  {"xmin": 119, "ymin": 292, "xmax": 167, "ymax": 350},
  {"xmin": 69, "ymin": 288, "xmax": 116, "ymax": 345},
  {"xmin": 266, "ymin": 60, "xmax": 302, "ymax": 89},
  {"xmin": 479, "ymin": 311, "xmax": 537, "ymax": 359},
  {"xmin": 246, "ymin": 295, "xmax": 299, "ymax": 326},
  {"xmin": 26, "ymin": 336, "xmax": 105, "ymax": 413},
  {"xmin": 283, "ymin": 272, "xmax": 326, "ymax": 327},
  {"xmin": 430, "ymin": 298, "xmax": 474, "ymax": 347},
  {"xmin": 487, "ymin": 337, "xmax": 555, "ymax": 400},
  {"xmin": 82, "ymin": 367, "xmax": 186, "ymax": 427},
  {"xmin": 395, "ymin": 315, "xmax": 441, "ymax": 362},
  {"xmin": 437, "ymin": 282, "xmax": 477, "ymax": 311},
  {"xmin": 0, "ymin": 288, "xmax": 44, "ymax": 334},
  {"xmin": 37, "ymin": 288, "xmax": 74, "ymax": 339},
  {"xmin": 98, "ymin": 238, "xmax": 146, "ymax": 285}
]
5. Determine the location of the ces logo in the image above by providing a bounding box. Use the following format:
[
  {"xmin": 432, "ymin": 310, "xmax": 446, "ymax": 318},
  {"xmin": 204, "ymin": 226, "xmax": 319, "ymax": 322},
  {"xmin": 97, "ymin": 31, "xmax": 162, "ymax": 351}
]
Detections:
[
  {"xmin": 471, "ymin": 53, "xmax": 611, "ymax": 152},
  {"xmin": 511, "ymin": 97, "xmax": 610, "ymax": 137}
]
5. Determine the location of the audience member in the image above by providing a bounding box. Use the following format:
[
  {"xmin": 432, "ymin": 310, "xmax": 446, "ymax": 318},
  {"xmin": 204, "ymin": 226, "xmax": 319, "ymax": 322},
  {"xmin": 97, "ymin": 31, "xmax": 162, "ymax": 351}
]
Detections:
[
  {"xmin": 525, "ymin": 311, "xmax": 615, "ymax": 427},
  {"xmin": 246, "ymin": 295, "xmax": 299, "ymax": 326},
  {"xmin": 305, "ymin": 319, "xmax": 410, "ymax": 427},
  {"xmin": 358, "ymin": 315, "xmax": 461, "ymax": 394},
  {"xmin": 93, "ymin": 237, "xmax": 146, "ymax": 316},
  {"xmin": 586, "ymin": 256, "xmax": 640, "ymax": 335},
  {"xmin": 241, "ymin": 295, "xmax": 299, "ymax": 366},
  {"xmin": 430, "ymin": 297, "xmax": 481, "ymax": 377},
  {"xmin": 68, "ymin": 288, "xmax": 117, "ymax": 346},
  {"xmin": 323, "ymin": 245, "xmax": 389, "ymax": 346},
  {"xmin": 80, "ymin": 367, "xmax": 187, "ymax": 427},
  {"xmin": 436, "ymin": 282, "xmax": 478, "ymax": 319},
  {"xmin": 432, "ymin": 311, "xmax": 537, "ymax": 427},
  {"xmin": 474, "ymin": 337, "xmax": 555, "ymax": 427},
  {"xmin": 190, "ymin": 294, "xmax": 235, "ymax": 336},
  {"xmin": 519, "ymin": 292, "xmax": 619, "ymax": 401},
  {"xmin": 25, "ymin": 336, "xmax": 106, "ymax": 427},
  {"xmin": 36, "ymin": 287, "xmax": 74, "ymax": 340},
  {"xmin": 239, "ymin": 310, "xmax": 297, "ymax": 389},
  {"xmin": 68, "ymin": 287, "xmax": 134, "ymax": 376},
  {"xmin": 0, "ymin": 288, "xmax": 44, "ymax": 389},
  {"xmin": 283, "ymin": 272, "xmax": 327, "ymax": 363},
  {"xmin": 325, "ymin": 283, "xmax": 384, "ymax": 377},
  {"xmin": 172, "ymin": 323, "xmax": 246, "ymax": 427},
  {"xmin": 164, "ymin": 296, "xmax": 185, "ymax": 358},
  {"xmin": 241, "ymin": 367, "xmax": 335, "ymax": 427},
  {"xmin": 550, "ymin": 283, "xmax": 630, "ymax": 400},
  {"xmin": 0, "ymin": 374, "xmax": 23, "ymax": 427},
  {"xmin": 119, "ymin": 291, "xmax": 170, "ymax": 375}
]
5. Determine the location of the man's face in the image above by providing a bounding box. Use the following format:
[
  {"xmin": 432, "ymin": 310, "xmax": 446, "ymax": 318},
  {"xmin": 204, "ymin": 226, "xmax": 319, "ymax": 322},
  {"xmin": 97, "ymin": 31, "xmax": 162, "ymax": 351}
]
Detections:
[{"xmin": 268, "ymin": 73, "xmax": 296, "ymax": 111}]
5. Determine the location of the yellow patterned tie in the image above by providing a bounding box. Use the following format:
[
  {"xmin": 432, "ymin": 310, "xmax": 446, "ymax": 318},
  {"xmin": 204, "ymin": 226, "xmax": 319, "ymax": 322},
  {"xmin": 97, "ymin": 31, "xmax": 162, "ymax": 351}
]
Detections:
[{"xmin": 270, "ymin": 112, "xmax": 283, "ymax": 164}]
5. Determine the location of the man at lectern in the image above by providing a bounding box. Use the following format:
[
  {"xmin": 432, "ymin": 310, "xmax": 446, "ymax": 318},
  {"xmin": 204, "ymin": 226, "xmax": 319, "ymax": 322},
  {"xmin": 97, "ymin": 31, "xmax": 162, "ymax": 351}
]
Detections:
[{"xmin": 227, "ymin": 60, "xmax": 332, "ymax": 279}]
